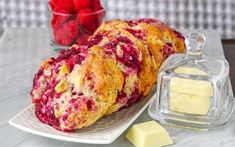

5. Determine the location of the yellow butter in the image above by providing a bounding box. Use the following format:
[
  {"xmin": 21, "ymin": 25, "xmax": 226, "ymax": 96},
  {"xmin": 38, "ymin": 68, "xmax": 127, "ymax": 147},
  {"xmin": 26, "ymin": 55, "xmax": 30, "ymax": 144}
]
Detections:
[
  {"xmin": 169, "ymin": 66, "xmax": 213, "ymax": 115},
  {"xmin": 126, "ymin": 121, "xmax": 173, "ymax": 147},
  {"xmin": 174, "ymin": 66, "xmax": 208, "ymax": 75},
  {"xmin": 170, "ymin": 77, "xmax": 213, "ymax": 97},
  {"xmin": 169, "ymin": 92, "xmax": 209, "ymax": 115}
]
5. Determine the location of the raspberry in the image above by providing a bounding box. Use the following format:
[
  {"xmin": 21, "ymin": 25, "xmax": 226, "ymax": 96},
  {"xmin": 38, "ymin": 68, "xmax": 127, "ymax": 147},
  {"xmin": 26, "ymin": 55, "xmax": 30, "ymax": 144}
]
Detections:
[
  {"xmin": 51, "ymin": 14, "xmax": 70, "ymax": 30},
  {"xmin": 125, "ymin": 28, "xmax": 147, "ymax": 40},
  {"xmin": 86, "ymin": 34, "xmax": 103, "ymax": 48},
  {"xmin": 125, "ymin": 87, "xmax": 141, "ymax": 106},
  {"xmin": 137, "ymin": 18, "xmax": 158, "ymax": 24},
  {"xmin": 63, "ymin": 20, "xmax": 80, "ymax": 39},
  {"xmin": 54, "ymin": 28, "xmax": 74, "ymax": 46},
  {"xmin": 58, "ymin": 0, "xmax": 74, "ymax": 13},
  {"xmin": 81, "ymin": 22, "xmax": 98, "ymax": 35},
  {"xmin": 162, "ymin": 43, "xmax": 175, "ymax": 59},
  {"xmin": 49, "ymin": 0, "xmax": 74, "ymax": 13},
  {"xmin": 53, "ymin": 6, "xmax": 70, "ymax": 14},
  {"xmin": 73, "ymin": 0, "xmax": 91, "ymax": 13},
  {"xmin": 77, "ymin": 8, "xmax": 99, "ymax": 34},
  {"xmin": 91, "ymin": 0, "xmax": 104, "ymax": 21},
  {"xmin": 77, "ymin": 8, "xmax": 95, "ymax": 26},
  {"xmin": 49, "ymin": 0, "xmax": 58, "ymax": 10},
  {"xmin": 118, "ymin": 43, "xmax": 141, "ymax": 69},
  {"xmin": 91, "ymin": 0, "xmax": 102, "ymax": 11},
  {"xmin": 76, "ymin": 34, "xmax": 89, "ymax": 44},
  {"xmin": 86, "ymin": 99, "xmax": 95, "ymax": 111},
  {"xmin": 116, "ymin": 92, "xmax": 127, "ymax": 103}
]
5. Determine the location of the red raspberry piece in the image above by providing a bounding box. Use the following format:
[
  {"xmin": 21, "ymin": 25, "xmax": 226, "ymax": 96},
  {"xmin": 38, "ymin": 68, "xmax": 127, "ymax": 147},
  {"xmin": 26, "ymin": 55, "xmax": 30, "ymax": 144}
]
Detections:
[
  {"xmin": 77, "ymin": 8, "xmax": 100, "ymax": 34},
  {"xmin": 86, "ymin": 99, "xmax": 95, "ymax": 111},
  {"xmin": 53, "ymin": 7, "xmax": 70, "ymax": 14},
  {"xmin": 91, "ymin": 0, "xmax": 102, "ymax": 11},
  {"xmin": 73, "ymin": 0, "xmax": 91, "ymax": 13},
  {"xmin": 49, "ymin": 0, "xmax": 58, "ymax": 10},
  {"xmin": 76, "ymin": 34, "xmax": 89, "ymax": 44},
  {"xmin": 125, "ymin": 28, "xmax": 147, "ymax": 40},
  {"xmin": 54, "ymin": 28, "xmax": 74, "ymax": 46},
  {"xmin": 49, "ymin": 0, "xmax": 74, "ymax": 13},
  {"xmin": 91, "ymin": 0, "xmax": 105, "ymax": 21},
  {"xmin": 77, "ymin": 8, "xmax": 95, "ymax": 26},
  {"xmin": 125, "ymin": 87, "xmax": 141, "ymax": 106},
  {"xmin": 63, "ymin": 20, "xmax": 80, "ymax": 39},
  {"xmin": 83, "ymin": 23, "xmax": 98, "ymax": 34},
  {"xmin": 58, "ymin": 0, "xmax": 74, "ymax": 13},
  {"xmin": 51, "ymin": 14, "xmax": 70, "ymax": 30},
  {"xmin": 162, "ymin": 43, "xmax": 175, "ymax": 59},
  {"xmin": 118, "ymin": 43, "xmax": 141, "ymax": 69}
]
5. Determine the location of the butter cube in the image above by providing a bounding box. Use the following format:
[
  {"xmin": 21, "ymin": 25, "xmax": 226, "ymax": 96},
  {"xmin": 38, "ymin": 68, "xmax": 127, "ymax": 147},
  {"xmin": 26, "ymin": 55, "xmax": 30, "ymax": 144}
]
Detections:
[
  {"xmin": 170, "ymin": 77, "xmax": 213, "ymax": 97},
  {"xmin": 170, "ymin": 92, "xmax": 209, "ymax": 114},
  {"xmin": 174, "ymin": 66, "xmax": 208, "ymax": 75},
  {"xmin": 126, "ymin": 121, "xmax": 173, "ymax": 147},
  {"xmin": 169, "ymin": 67, "xmax": 213, "ymax": 115}
]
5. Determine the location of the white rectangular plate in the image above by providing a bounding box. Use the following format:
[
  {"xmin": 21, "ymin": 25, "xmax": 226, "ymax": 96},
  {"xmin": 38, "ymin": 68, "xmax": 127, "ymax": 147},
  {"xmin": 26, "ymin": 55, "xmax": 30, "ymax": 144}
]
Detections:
[{"xmin": 9, "ymin": 86, "xmax": 156, "ymax": 144}]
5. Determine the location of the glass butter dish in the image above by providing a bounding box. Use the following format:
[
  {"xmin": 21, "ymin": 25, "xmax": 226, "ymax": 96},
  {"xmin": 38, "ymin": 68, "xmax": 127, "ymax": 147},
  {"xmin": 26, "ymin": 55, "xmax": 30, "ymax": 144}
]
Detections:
[{"xmin": 148, "ymin": 32, "xmax": 235, "ymax": 130}]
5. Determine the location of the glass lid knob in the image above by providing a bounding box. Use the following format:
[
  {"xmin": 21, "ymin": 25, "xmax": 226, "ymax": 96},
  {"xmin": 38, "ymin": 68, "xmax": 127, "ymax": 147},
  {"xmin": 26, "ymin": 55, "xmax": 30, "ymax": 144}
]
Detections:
[{"xmin": 185, "ymin": 32, "xmax": 206, "ymax": 57}]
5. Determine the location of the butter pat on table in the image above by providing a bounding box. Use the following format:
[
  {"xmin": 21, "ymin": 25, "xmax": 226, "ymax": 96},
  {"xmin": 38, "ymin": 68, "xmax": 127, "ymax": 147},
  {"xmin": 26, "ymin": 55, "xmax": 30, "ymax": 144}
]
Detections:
[{"xmin": 126, "ymin": 121, "xmax": 173, "ymax": 147}]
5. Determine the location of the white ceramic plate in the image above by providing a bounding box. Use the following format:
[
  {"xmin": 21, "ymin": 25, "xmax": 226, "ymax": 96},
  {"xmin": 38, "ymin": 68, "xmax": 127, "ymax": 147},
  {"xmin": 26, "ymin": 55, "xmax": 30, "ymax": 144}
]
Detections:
[{"xmin": 9, "ymin": 86, "xmax": 156, "ymax": 144}]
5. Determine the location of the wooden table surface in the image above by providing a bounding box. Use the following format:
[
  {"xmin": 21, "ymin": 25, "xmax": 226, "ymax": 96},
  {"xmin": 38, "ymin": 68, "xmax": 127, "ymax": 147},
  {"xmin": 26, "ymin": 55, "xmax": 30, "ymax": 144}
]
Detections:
[{"xmin": 223, "ymin": 40, "xmax": 235, "ymax": 93}]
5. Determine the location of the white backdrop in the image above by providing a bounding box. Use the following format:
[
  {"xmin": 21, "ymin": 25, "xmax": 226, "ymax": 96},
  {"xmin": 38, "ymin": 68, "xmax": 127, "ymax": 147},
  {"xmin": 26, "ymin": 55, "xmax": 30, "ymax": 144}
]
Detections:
[{"xmin": 0, "ymin": 0, "xmax": 234, "ymax": 39}]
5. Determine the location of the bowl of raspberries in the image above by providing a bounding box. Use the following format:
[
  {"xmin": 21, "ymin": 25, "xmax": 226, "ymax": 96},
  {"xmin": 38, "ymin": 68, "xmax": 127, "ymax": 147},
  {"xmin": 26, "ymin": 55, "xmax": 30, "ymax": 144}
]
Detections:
[{"xmin": 48, "ymin": 0, "xmax": 105, "ymax": 49}]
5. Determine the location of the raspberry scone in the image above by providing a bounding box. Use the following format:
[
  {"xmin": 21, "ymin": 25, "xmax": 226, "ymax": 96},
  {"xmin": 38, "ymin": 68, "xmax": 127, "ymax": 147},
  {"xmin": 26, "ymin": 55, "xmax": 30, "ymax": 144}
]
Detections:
[
  {"xmin": 31, "ymin": 18, "xmax": 185, "ymax": 131},
  {"xmin": 31, "ymin": 45, "xmax": 124, "ymax": 131},
  {"xmin": 86, "ymin": 33, "xmax": 152, "ymax": 114},
  {"xmin": 92, "ymin": 18, "xmax": 185, "ymax": 114}
]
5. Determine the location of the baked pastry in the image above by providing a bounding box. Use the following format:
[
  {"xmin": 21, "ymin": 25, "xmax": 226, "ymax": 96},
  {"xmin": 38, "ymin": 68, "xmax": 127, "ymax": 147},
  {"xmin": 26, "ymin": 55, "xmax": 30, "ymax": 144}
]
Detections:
[
  {"xmin": 31, "ymin": 46, "xmax": 124, "ymax": 131},
  {"xmin": 31, "ymin": 18, "xmax": 185, "ymax": 131},
  {"xmin": 91, "ymin": 18, "xmax": 185, "ymax": 114}
]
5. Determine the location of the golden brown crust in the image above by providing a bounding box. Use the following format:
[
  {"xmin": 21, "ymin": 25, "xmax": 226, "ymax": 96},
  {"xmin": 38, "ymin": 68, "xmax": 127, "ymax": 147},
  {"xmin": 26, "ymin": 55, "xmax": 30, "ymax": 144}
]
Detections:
[
  {"xmin": 78, "ymin": 46, "xmax": 124, "ymax": 103},
  {"xmin": 92, "ymin": 19, "xmax": 185, "ymax": 97},
  {"xmin": 31, "ymin": 18, "xmax": 186, "ymax": 131},
  {"xmin": 94, "ymin": 20, "xmax": 129, "ymax": 34}
]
